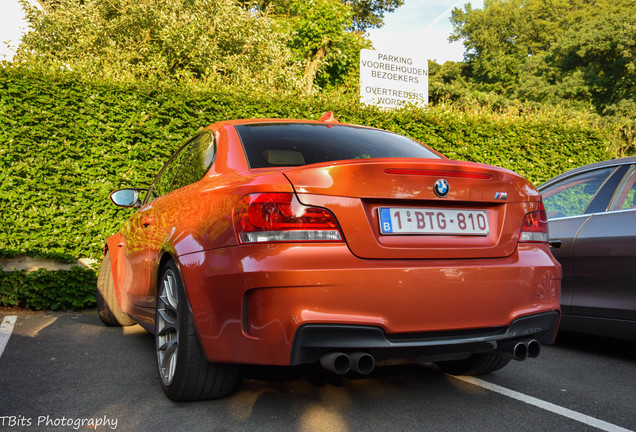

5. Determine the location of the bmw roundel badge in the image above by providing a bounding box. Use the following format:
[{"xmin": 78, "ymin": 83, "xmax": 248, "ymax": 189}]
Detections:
[{"xmin": 434, "ymin": 179, "xmax": 449, "ymax": 197}]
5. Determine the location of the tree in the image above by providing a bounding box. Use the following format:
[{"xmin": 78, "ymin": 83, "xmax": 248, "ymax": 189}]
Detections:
[
  {"xmin": 279, "ymin": 0, "xmax": 370, "ymax": 92},
  {"xmin": 15, "ymin": 0, "xmax": 301, "ymax": 90},
  {"xmin": 449, "ymin": 0, "xmax": 581, "ymax": 90},
  {"xmin": 448, "ymin": 0, "xmax": 635, "ymax": 113},
  {"xmin": 240, "ymin": 0, "xmax": 390, "ymax": 92},
  {"xmin": 245, "ymin": 0, "xmax": 404, "ymax": 32},
  {"xmin": 16, "ymin": 0, "xmax": 393, "ymax": 93},
  {"xmin": 545, "ymin": 11, "xmax": 636, "ymax": 111}
]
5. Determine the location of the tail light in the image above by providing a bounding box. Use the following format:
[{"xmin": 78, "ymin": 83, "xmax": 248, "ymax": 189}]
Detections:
[
  {"xmin": 520, "ymin": 202, "xmax": 549, "ymax": 243},
  {"xmin": 233, "ymin": 193, "xmax": 343, "ymax": 244}
]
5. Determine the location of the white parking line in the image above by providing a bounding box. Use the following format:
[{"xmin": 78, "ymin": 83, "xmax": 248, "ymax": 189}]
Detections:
[
  {"xmin": 0, "ymin": 315, "xmax": 17, "ymax": 358},
  {"xmin": 453, "ymin": 375, "xmax": 634, "ymax": 432}
]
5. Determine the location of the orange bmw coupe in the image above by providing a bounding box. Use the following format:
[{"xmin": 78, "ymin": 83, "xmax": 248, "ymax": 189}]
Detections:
[{"xmin": 97, "ymin": 114, "xmax": 561, "ymax": 401}]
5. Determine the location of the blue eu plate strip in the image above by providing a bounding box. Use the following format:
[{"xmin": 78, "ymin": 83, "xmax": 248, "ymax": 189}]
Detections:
[{"xmin": 379, "ymin": 208, "xmax": 393, "ymax": 234}]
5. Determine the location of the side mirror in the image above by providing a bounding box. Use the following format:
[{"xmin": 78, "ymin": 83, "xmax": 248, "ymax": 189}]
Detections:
[{"xmin": 110, "ymin": 189, "xmax": 144, "ymax": 208}]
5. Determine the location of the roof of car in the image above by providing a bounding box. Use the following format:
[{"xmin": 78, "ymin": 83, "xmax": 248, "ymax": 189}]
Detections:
[{"xmin": 538, "ymin": 156, "xmax": 636, "ymax": 190}]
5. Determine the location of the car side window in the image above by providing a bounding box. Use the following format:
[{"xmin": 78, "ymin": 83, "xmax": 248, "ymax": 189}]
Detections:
[
  {"xmin": 609, "ymin": 165, "xmax": 636, "ymax": 211},
  {"xmin": 151, "ymin": 142, "xmax": 193, "ymax": 199},
  {"xmin": 541, "ymin": 167, "xmax": 615, "ymax": 219},
  {"xmin": 149, "ymin": 131, "xmax": 216, "ymax": 200},
  {"xmin": 171, "ymin": 132, "xmax": 216, "ymax": 191}
]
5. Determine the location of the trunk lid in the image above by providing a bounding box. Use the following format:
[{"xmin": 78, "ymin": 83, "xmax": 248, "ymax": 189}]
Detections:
[{"xmin": 282, "ymin": 158, "xmax": 540, "ymax": 260}]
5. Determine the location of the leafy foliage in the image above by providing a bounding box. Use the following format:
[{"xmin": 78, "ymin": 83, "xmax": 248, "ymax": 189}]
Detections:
[
  {"xmin": 245, "ymin": 0, "xmax": 404, "ymax": 32},
  {"xmin": 16, "ymin": 0, "xmax": 301, "ymax": 90},
  {"xmin": 0, "ymin": 267, "xmax": 97, "ymax": 310},
  {"xmin": 427, "ymin": 0, "xmax": 635, "ymax": 154},
  {"xmin": 543, "ymin": 11, "xmax": 636, "ymax": 111},
  {"xmin": 448, "ymin": 0, "xmax": 636, "ymax": 116},
  {"xmin": 15, "ymin": 0, "xmax": 386, "ymax": 93},
  {"xmin": 281, "ymin": 0, "xmax": 371, "ymax": 91},
  {"xmin": 347, "ymin": 0, "xmax": 404, "ymax": 31},
  {"xmin": 16, "ymin": 0, "xmax": 401, "ymax": 96}
]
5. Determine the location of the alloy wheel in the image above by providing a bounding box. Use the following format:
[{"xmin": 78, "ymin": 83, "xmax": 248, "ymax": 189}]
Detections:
[{"xmin": 156, "ymin": 268, "xmax": 180, "ymax": 386}]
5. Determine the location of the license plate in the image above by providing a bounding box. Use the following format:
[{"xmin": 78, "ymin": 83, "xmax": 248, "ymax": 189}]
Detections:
[{"xmin": 378, "ymin": 207, "xmax": 490, "ymax": 236}]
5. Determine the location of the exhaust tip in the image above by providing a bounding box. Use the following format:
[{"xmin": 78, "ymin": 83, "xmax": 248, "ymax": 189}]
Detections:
[
  {"xmin": 320, "ymin": 352, "xmax": 351, "ymax": 375},
  {"xmin": 499, "ymin": 340, "xmax": 528, "ymax": 361},
  {"xmin": 350, "ymin": 352, "xmax": 375, "ymax": 375},
  {"xmin": 527, "ymin": 339, "xmax": 541, "ymax": 358},
  {"xmin": 513, "ymin": 342, "xmax": 528, "ymax": 360}
]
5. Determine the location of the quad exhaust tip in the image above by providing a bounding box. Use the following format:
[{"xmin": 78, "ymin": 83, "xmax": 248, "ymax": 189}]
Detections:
[
  {"xmin": 319, "ymin": 341, "xmax": 539, "ymax": 375},
  {"xmin": 319, "ymin": 352, "xmax": 375, "ymax": 375}
]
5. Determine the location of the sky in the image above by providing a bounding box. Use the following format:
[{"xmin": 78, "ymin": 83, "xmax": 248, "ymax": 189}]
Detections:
[
  {"xmin": 0, "ymin": 0, "xmax": 31, "ymax": 61},
  {"xmin": 0, "ymin": 0, "xmax": 484, "ymax": 63},
  {"xmin": 367, "ymin": 0, "xmax": 484, "ymax": 63}
]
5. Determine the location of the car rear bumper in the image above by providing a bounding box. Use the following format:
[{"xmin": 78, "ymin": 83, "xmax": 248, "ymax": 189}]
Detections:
[
  {"xmin": 177, "ymin": 243, "xmax": 561, "ymax": 366},
  {"xmin": 290, "ymin": 311, "xmax": 559, "ymax": 365}
]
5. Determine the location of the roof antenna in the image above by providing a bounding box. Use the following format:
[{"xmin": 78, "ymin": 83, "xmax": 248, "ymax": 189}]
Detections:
[{"xmin": 319, "ymin": 112, "xmax": 339, "ymax": 123}]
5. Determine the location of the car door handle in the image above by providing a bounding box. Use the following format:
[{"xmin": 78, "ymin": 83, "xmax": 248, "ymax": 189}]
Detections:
[
  {"xmin": 142, "ymin": 215, "xmax": 154, "ymax": 227},
  {"xmin": 549, "ymin": 240, "xmax": 562, "ymax": 249}
]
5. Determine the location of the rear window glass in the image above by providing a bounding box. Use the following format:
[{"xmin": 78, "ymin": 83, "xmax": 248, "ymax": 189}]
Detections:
[{"xmin": 235, "ymin": 123, "xmax": 441, "ymax": 168}]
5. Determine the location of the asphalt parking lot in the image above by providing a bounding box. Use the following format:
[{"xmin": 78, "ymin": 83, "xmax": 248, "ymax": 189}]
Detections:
[{"xmin": 1, "ymin": 309, "xmax": 635, "ymax": 432}]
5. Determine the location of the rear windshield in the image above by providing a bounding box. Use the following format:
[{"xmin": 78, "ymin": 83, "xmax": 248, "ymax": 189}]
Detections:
[{"xmin": 235, "ymin": 123, "xmax": 441, "ymax": 168}]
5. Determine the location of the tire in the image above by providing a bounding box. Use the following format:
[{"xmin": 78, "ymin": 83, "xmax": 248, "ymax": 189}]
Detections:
[
  {"xmin": 155, "ymin": 259, "xmax": 239, "ymax": 401},
  {"xmin": 435, "ymin": 351, "xmax": 511, "ymax": 376},
  {"xmin": 96, "ymin": 251, "xmax": 136, "ymax": 326}
]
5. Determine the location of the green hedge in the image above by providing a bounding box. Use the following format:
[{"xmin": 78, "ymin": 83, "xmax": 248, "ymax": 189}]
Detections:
[
  {"xmin": 0, "ymin": 267, "xmax": 97, "ymax": 310},
  {"xmin": 0, "ymin": 66, "xmax": 620, "ymax": 266}
]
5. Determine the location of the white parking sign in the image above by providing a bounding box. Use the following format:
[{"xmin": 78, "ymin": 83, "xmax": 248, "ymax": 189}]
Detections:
[{"xmin": 359, "ymin": 49, "xmax": 428, "ymax": 110}]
